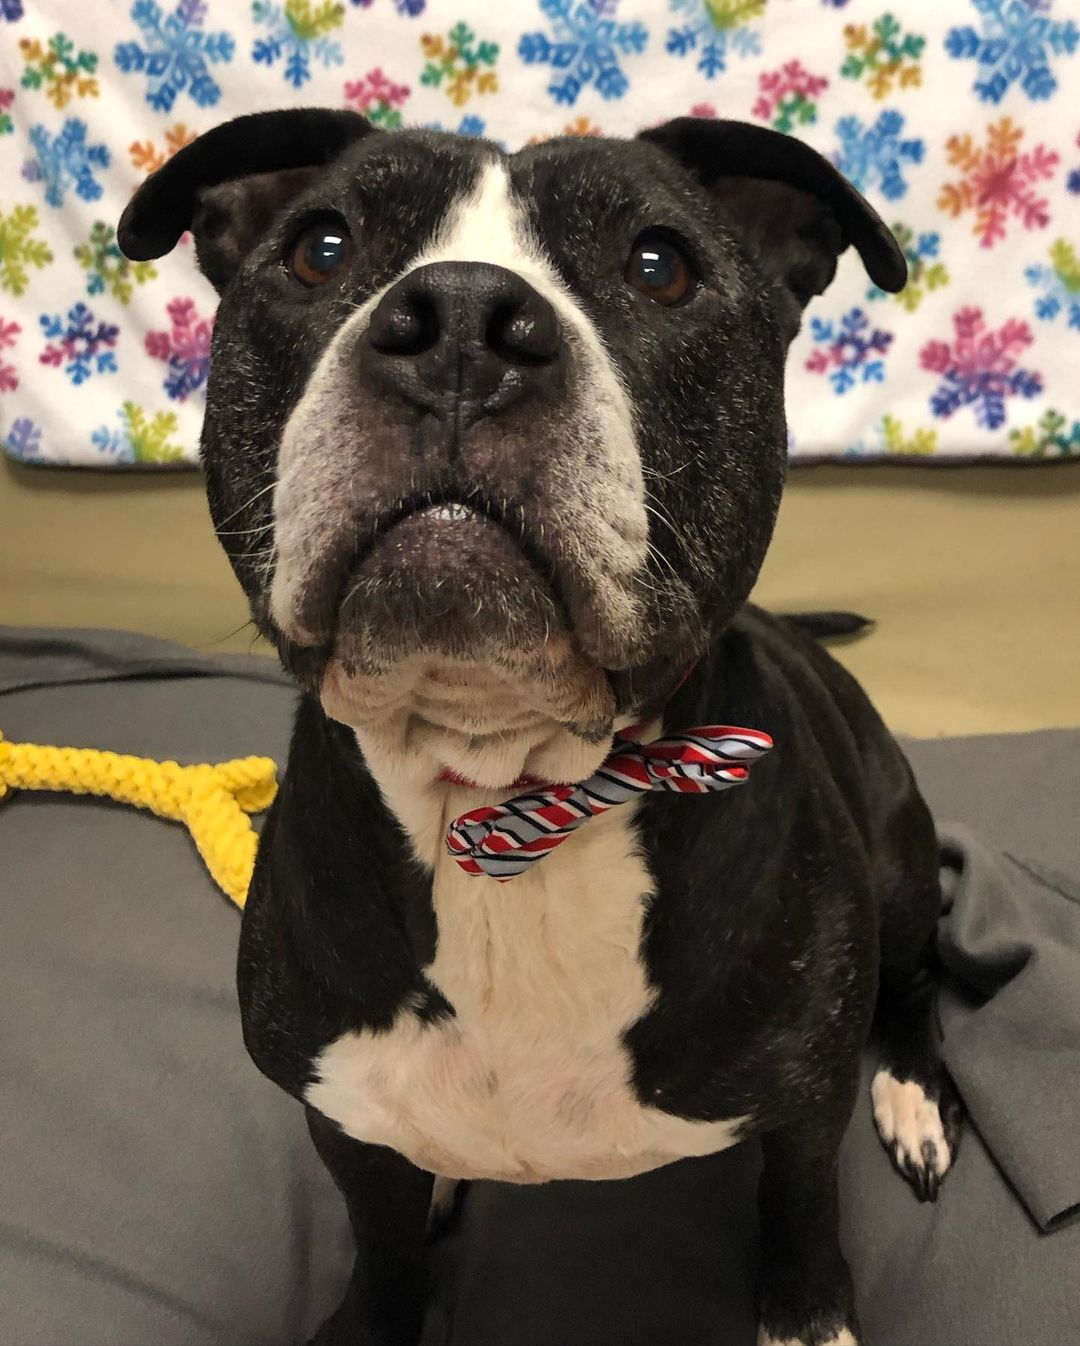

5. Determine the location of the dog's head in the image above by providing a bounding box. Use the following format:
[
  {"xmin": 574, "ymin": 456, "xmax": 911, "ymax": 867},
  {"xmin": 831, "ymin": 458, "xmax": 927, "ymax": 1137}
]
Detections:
[{"xmin": 120, "ymin": 110, "xmax": 902, "ymax": 783}]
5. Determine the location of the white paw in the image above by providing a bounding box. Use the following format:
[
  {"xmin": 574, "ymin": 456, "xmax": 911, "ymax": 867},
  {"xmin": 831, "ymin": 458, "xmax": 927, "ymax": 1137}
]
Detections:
[
  {"xmin": 758, "ymin": 1328, "xmax": 859, "ymax": 1346},
  {"xmin": 871, "ymin": 1068, "xmax": 954, "ymax": 1200}
]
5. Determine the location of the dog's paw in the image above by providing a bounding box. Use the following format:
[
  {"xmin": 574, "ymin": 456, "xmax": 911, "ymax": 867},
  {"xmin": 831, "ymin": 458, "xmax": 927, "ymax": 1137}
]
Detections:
[
  {"xmin": 758, "ymin": 1327, "xmax": 859, "ymax": 1346},
  {"xmin": 871, "ymin": 1068, "xmax": 961, "ymax": 1202}
]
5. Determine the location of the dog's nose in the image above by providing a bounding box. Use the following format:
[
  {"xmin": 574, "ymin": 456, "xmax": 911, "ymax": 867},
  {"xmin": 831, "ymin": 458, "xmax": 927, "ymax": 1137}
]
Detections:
[{"xmin": 367, "ymin": 261, "xmax": 561, "ymax": 410}]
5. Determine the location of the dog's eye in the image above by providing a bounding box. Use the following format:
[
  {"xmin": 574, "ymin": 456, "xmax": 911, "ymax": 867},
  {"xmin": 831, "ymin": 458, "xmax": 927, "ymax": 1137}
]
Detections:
[
  {"xmin": 625, "ymin": 235, "xmax": 695, "ymax": 306},
  {"xmin": 288, "ymin": 219, "xmax": 353, "ymax": 287}
]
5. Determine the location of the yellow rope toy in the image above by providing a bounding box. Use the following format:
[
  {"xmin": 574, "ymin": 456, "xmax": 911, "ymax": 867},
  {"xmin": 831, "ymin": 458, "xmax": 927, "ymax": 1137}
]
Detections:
[{"xmin": 0, "ymin": 731, "xmax": 277, "ymax": 908}]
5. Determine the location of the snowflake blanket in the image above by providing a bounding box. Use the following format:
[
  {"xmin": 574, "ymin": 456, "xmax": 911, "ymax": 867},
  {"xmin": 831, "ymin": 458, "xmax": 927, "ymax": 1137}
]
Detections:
[{"xmin": 1, "ymin": 0, "xmax": 1078, "ymax": 467}]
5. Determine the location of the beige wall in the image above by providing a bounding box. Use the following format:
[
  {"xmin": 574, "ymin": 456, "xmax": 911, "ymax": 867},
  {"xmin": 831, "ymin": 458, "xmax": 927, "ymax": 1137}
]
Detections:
[{"xmin": 2, "ymin": 457, "xmax": 1078, "ymax": 738}]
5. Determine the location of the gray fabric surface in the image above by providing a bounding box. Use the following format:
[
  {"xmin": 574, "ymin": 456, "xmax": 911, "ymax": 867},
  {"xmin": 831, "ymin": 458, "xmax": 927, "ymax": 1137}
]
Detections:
[
  {"xmin": 1, "ymin": 628, "xmax": 1078, "ymax": 1346},
  {"xmin": 0, "ymin": 625, "xmax": 291, "ymax": 697},
  {"xmin": 901, "ymin": 731, "xmax": 1080, "ymax": 1233},
  {"xmin": 0, "ymin": 633, "xmax": 346, "ymax": 1346}
]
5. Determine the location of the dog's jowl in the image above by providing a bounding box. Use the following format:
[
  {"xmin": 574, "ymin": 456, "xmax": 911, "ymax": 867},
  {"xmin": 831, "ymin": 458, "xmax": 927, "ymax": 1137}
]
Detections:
[{"xmin": 121, "ymin": 110, "xmax": 962, "ymax": 1346}]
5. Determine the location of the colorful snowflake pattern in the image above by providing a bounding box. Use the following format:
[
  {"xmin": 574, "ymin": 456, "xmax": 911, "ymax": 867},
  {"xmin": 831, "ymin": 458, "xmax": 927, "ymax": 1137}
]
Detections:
[
  {"xmin": 114, "ymin": 0, "xmax": 235, "ymax": 111},
  {"xmin": 666, "ymin": 0, "xmax": 764, "ymax": 79},
  {"xmin": 938, "ymin": 118, "xmax": 1058, "ymax": 249},
  {"xmin": 849, "ymin": 414, "xmax": 939, "ymax": 456},
  {"xmin": 920, "ymin": 306, "xmax": 1042, "ymax": 429},
  {"xmin": 0, "ymin": 0, "xmax": 1076, "ymax": 466},
  {"xmin": 91, "ymin": 401, "xmax": 186, "ymax": 464},
  {"xmin": 841, "ymin": 14, "xmax": 925, "ymax": 98},
  {"xmin": 145, "ymin": 297, "xmax": 212, "ymax": 400},
  {"xmin": 831, "ymin": 110, "xmax": 924, "ymax": 201},
  {"xmin": 945, "ymin": 0, "xmax": 1078, "ymax": 104},
  {"xmin": 877, "ymin": 414, "xmax": 938, "ymax": 456},
  {"xmin": 0, "ymin": 315, "xmax": 20, "ymax": 393},
  {"xmin": 5, "ymin": 418, "xmax": 42, "ymax": 461},
  {"xmin": 19, "ymin": 33, "xmax": 100, "ymax": 108},
  {"xmin": 0, "ymin": 206, "xmax": 53, "ymax": 296},
  {"xmin": 343, "ymin": 67, "xmax": 410, "ymax": 126},
  {"xmin": 129, "ymin": 123, "xmax": 196, "ymax": 175},
  {"xmin": 22, "ymin": 119, "xmax": 109, "ymax": 208},
  {"xmin": 867, "ymin": 224, "xmax": 949, "ymax": 312},
  {"xmin": 1025, "ymin": 238, "xmax": 1080, "ymax": 330},
  {"xmin": 253, "ymin": 1, "xmax": 345, "ymax": 88},
  {"xmin": 74, "ymin": 222, "xmax": 157, "ymax": 304},
  {"xmin": 1008, "ymin": 407, "xmax": 1080, "ymax": 456},
  {"xmin": 752, "ymin": 60, "xmax": 828, "ymax": 132},
  {"xmin": 519, "ymin": 0, "xmax": 648, "ymax": 106},
  {"xmin": 39, "ymin": 302, "xmax": 119, "ymax": 385},
  {"xmin": 805, "ymin": 308, "xmax": 894, "ymax": 393},
  {"xmin": 420, "ymin": 22, "xmax": 498, "ymax": 106}
]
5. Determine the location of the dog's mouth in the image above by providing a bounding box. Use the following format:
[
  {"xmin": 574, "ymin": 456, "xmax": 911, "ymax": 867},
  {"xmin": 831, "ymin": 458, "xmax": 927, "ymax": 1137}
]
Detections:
[
  {"xmin": 273, "ymin": 482, "xmax": 581, "ymax": 682},
  {"xmin": 353, "ymin": 485, "xmax": 571, "ymax": 626},
  {"xmin": 271, "ymin": 482, "xmax": 623, "ymax": 738}
]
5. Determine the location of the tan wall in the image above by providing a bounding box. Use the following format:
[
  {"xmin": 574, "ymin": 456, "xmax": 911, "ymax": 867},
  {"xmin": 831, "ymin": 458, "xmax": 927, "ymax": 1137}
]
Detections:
[{"xmin": 2, "ymin": 458, "xmax": 1078, "ymax": 737}]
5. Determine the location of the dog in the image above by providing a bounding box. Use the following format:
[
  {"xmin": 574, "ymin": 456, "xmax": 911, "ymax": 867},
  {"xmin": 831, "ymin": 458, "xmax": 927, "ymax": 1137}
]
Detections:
[{"xmin": 120, "ymin": 109, "xmax": 961, "ymax": 1346}]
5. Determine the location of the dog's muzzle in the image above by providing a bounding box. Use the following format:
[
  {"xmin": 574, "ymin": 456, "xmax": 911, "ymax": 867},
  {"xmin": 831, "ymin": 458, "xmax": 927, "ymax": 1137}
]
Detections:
[{"xmin": 269, "ymin": 249, "xmax": 653, "ymax": 714}]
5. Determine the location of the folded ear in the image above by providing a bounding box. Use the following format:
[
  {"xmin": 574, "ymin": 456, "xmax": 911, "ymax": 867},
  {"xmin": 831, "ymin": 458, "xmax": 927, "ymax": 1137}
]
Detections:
[
  {"xmin": 638, "ymin": 118, "xmax": 906, "ymax": 338},
  {"xmin": 118, "ymin": 108, "xmax": 377, "ymax": 291}
]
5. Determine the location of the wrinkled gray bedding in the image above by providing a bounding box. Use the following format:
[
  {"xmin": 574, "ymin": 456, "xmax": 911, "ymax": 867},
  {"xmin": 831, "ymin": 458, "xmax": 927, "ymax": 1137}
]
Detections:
[{"xmin": 1, "ymin": 628, "xmax": 1077, "ymax": 1346}]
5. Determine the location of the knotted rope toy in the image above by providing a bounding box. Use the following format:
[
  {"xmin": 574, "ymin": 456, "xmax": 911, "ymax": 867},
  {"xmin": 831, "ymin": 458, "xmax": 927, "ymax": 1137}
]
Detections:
[
  {"xmin": 446, "ymin": 726, "xmax": 773, "ymax": 881},
  {"xmin": 0, "ymin": 731, "xmax": 276, "ymax": 908}
]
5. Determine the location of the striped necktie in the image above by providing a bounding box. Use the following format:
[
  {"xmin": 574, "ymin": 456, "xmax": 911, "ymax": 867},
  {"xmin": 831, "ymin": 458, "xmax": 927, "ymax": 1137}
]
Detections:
[{"xmin": 445, "ymin": 726, "xmax": 773, "ymax": 881}]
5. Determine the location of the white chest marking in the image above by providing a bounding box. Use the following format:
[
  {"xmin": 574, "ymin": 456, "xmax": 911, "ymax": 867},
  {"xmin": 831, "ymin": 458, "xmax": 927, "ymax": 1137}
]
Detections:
[{"xmin": 306, "ymin": 785, "xmax": 747, "ymax": 1182}]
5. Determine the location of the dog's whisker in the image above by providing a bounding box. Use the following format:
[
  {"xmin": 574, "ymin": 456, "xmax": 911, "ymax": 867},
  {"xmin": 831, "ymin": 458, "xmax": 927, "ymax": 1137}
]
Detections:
[
  {"xmin": 216, "ymin": 523, "xmax": 275, "ymax": 538},
  {"xmin": 642, "ymin": 455, "xmax": 699, "ymax": 483},
  {"xmin": 642, "ymin": 500, "xmax": 695, "ymax": 567},
  {"xmin": 642, "ymin": 496, "xmax": 685, "ymax": 538},
  {"xmin": 215, "ymin": 480, "xmax": 277, "ymax": 530},
  {"xmin": 641, "ymin": 519, "xmax": 686, "ymax": 584}
]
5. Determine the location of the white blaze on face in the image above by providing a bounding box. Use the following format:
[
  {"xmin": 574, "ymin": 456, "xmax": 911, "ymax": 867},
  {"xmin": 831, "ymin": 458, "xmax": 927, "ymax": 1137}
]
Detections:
[
  {"xmin": 412, "ymin": 157, "xmax": 642, "ymax": 497},
  {"xmin": 403, "ymin": 158, "xmax": 650, "ymax": 637}
]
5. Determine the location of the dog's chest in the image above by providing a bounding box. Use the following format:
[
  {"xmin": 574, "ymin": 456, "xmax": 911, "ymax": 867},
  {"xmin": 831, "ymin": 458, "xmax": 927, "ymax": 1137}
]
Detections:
[{"xmin": 305, "ymin": 799, "xmax": 745, "ymax": 1181}]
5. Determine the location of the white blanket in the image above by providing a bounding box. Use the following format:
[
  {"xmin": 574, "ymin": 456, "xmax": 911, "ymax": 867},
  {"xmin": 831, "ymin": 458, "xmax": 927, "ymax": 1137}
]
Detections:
[{"xmin": 1, "ymin": 0, "xmax": 1077, "ymax": 466}]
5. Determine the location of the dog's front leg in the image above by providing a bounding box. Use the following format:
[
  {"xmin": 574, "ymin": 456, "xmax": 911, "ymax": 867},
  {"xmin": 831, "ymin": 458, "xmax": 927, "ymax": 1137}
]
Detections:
[
  {"xmin": 306, "ymin": 1106, "xmax": 434, "ymax": 1346},
  {"xmin": 756, "ymin": 1100, "xmax": 860, "ymax": 1346}
]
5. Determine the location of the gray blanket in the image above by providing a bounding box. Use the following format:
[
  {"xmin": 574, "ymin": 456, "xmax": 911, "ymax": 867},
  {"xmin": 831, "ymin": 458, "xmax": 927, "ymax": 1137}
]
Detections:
[{"xmin": 1, "ymin": 628, "xmax": 1077, "ymax": 1346}]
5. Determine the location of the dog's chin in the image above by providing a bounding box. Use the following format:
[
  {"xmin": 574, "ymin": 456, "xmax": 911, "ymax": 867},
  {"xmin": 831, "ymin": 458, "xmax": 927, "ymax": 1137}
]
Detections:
[{"xmin": 307, "ymin": 508, "xmax": 618, "ymax": 740}]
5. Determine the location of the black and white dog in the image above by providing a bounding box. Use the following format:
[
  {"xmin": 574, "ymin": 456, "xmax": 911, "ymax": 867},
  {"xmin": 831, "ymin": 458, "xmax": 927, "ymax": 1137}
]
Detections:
[{"xmin": 120, "ymin": 110, "xmax": 961, "ymax": 1346}]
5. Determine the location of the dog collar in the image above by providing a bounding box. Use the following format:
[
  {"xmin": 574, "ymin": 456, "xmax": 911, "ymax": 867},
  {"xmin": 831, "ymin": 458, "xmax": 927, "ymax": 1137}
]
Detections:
[{"xmin": 445, "ymin": 725, "xmax": 773, "ymax": 881}]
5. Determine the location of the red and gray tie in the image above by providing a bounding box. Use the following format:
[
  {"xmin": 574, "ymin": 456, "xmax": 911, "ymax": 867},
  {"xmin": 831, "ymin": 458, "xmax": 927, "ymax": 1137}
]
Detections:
[{"xmin": 445, "ymin": 726, "xmax": 773, "ymax": 882}]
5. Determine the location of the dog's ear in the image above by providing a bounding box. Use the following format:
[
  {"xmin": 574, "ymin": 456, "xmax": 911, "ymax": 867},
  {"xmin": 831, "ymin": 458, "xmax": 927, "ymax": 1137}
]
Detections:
[
  {"xmin": 639, "ymin": 118, "xmax": 906, "ymax": 338},
  {"xmin": 118, "ymin": 108, "xmax": 377, "ymax": 292}
]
